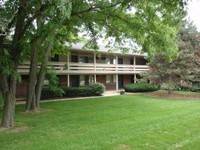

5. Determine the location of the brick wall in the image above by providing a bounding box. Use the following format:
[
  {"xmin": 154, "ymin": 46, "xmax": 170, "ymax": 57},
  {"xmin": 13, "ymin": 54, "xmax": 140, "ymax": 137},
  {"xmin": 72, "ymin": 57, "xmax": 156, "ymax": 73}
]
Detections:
[
  {"xmin": 16, "ymin": 75, "xmax": 29, "ymax": 98},
  {"xmin": 96, "ymin": 75, "xmax": 116, "ymax": 90},
  {"xmin": 58, "ymin": 75, "xmax": 68, "ymax": 86},
  {"xmin": 124, "ymin": 75, "xmax": 132, "ymax": 85}
]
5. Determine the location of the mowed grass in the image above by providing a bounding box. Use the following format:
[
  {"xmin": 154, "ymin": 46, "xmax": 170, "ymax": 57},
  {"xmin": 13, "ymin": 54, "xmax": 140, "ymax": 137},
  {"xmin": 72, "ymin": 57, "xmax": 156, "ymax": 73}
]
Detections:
[{"xmin": 1, "ymin": 95, "xmax": 200, "ymax": 149}]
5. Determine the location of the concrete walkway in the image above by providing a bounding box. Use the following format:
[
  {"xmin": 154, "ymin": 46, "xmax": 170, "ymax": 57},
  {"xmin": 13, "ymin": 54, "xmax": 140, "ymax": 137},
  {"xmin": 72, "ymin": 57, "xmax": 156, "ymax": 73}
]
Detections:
[{"xmin": 16, "ymin": 91, "xmax": 120, "ymax": 105}]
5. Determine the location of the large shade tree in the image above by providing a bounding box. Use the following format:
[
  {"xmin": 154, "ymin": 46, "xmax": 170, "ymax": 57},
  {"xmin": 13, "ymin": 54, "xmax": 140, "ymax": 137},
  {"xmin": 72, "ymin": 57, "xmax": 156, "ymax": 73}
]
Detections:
[
  {"xmin": 142, "ymin": 21, "xmax": 200, "ymax": 94},
  {"xmin": 0, "ymin": 0, "xmax": 187, "ymax": 127}
]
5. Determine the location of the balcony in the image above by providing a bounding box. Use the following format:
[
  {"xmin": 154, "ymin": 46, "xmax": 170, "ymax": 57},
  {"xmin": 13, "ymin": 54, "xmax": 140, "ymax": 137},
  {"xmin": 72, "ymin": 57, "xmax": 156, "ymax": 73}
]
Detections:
[{"xmin": 18, "ymin": 62, "xmax": 149, "ymax": 75}]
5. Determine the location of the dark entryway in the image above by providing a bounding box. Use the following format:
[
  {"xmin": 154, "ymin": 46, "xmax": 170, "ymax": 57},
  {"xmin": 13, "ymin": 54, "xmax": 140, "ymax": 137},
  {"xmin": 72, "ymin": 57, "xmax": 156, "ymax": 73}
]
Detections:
[
  {"xmin": 118, "ymin": 58, "xmax": 123, "ymax": 64},
  {"xmin": 118, "ymin": 75, "xmax": 124, "ymax": 89},
  {"xmin": 70, "ymin": 75, "xmax": 79, "ymax": 87},
  {"xmin": 130, "ymin": 59, "xmax": 133, "ymax": 65}
]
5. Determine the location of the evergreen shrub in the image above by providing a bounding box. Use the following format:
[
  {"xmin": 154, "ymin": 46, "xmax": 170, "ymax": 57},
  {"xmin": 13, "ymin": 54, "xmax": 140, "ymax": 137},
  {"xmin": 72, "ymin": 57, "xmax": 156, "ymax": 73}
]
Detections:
[
  {"xmin": 41, "ymin": 84, "xmax": 105, "ymax": 99},
  {"xmin": 90, "ymin": 82, "xmax": 106, "ymax": 95},
  {"xmin": 191, "ymin": 83, "xmax": 200, "ymax": 92},
  {"xmin": 124, "ymin": 83, "xmax": 158, "ymax": 92}
]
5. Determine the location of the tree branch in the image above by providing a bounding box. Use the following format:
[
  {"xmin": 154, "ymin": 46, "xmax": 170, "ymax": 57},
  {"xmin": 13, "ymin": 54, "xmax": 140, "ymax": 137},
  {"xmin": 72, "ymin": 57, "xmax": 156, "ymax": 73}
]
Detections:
[{"xmin": 71, "ymin": 1, "xmax": 126, "ymax": 16}]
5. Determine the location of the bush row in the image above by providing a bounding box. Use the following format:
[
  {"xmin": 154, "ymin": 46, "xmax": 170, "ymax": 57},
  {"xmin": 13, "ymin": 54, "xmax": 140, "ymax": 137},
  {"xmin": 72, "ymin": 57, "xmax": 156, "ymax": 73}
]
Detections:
[
  {"xmin": 124, "ymin": 83, "xmax": 158, "ymax": 92},
  {"xmin": 41, "ymin": 82, "xmax": 105, "ymax": 99}
]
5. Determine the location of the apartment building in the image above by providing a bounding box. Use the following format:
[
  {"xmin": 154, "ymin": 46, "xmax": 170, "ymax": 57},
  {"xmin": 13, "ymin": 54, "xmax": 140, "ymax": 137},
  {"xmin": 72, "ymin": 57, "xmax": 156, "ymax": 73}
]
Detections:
[{"xmin": 16, "ymin": 44, "xmax": 148, "ymax": 98}]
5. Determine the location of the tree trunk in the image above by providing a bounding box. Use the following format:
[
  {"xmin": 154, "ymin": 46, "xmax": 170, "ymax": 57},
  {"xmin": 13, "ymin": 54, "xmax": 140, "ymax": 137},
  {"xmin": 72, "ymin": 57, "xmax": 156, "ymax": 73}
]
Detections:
[
  {"xmin": 1, "ymin": 0, "xmax": 33, "ymax": 128},
  {"xmin": 25, "ymin": 41, "xmax": 39, "ymax": 111},
  {"xmin": 35, "ymin": 42, "xmax": 53, "ymax": 108},
  {"xmin": 1, "ymin": 74, "xmax": 16, "ymax": 128}
]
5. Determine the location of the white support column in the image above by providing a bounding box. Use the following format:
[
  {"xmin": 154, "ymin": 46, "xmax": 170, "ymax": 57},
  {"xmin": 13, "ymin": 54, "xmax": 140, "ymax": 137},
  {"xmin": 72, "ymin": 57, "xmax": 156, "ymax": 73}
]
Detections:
[
  {"xmin": 116, "ymin": 74, "xmax": 118, "ymax": 92},
  {"xmin": 94, "ymin": 53, "xmax": 96, "ymax": 71},
  {"xmin": 67, "ymin": 74, "xmax": 70, "ymax": 87},
  {"xmin": 133, "ymin": 56, "xmax": 136, "ymax": 71},
  {"xmin": 94, "ymin": 74, "xmax": 96, "ymax": 83},
  {"xmin": 67, "ymin": 54, "xmax": 70, "ymax": 70},
  {"xmin": 116, "ymin": 55, "xmax": 118, "ymax": 72},
  {"xmin": 134, "ymin": 74, "xmax": 136, "ymax": 83}
]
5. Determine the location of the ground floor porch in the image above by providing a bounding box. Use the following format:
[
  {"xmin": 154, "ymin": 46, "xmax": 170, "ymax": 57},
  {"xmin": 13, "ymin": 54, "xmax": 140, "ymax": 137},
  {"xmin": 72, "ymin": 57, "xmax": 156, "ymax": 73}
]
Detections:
[{"xmin": 16, "ymin": 74, "xmax": 141, "ymax": 98}]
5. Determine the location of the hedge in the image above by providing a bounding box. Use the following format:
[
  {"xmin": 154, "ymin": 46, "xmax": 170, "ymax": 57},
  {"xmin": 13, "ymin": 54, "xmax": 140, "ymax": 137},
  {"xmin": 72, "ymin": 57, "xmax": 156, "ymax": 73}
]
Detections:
[
  {"xmin": 124, "ymin": 83, "xmax": 158, "ymax": 92},
  {"xmin": 62, "ymin": 87, "xmax": 96, "ymax": 97},
  {"xmin": 41, "ymin": 88, "xmax": 61, "ymax": 99},
  {"xmin": 41, "ymin": 83, "xmax": 105, "ymax": 99}
]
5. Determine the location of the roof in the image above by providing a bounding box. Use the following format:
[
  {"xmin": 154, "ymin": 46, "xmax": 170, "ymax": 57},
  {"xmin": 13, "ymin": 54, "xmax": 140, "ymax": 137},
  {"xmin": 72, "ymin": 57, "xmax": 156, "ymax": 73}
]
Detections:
[{"xmin": 71, "ymin": 43, "xmax": 147, "ymax": 57}]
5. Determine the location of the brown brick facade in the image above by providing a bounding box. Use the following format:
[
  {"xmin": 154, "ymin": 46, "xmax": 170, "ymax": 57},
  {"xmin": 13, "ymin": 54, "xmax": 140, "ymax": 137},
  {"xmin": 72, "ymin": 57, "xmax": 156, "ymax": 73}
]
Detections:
[
  {"xmin": 96, "ymin": 75, "xmax": 116, "ymax": 90},
  {"xmin": 123, "ymin": 75, "xmax": 132, "ymax": 85},
  {"xmin": 58, "ymin": 75, "xmax": 68, "ymax": 86},
  {"xmin": 16, "ymin": 76, "xmax": 29, "ymax": 98},
  {"xmin": 16, "ymin": 74, "xmax": 136, "ymax": 98}
]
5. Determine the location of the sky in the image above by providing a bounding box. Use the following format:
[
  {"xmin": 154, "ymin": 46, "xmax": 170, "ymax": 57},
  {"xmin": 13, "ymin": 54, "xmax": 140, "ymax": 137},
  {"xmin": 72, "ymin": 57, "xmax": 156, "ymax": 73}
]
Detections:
[{"xmin": 187, "ymin": 0, "xmax": 200, "ymax": 31}]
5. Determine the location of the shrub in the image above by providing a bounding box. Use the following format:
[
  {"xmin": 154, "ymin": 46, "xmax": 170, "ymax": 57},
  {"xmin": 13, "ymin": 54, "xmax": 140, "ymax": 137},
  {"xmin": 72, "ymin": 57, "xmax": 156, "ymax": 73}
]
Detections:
[
  {"xmin": 90, "ymin": 82, "xmax": 106, "ymax": 95},
  {"xmin": 62, "ymin": 87, "xmax": 96, "ymax": 97},
  {"xmin": 41, "ymin": 83, "xmax": 106, "ymax": 99},
  {"xmin": 41, "ymin": 86, "xmax": 98, "ymax": 99},
  {"xmin": 191, "ymin": 83, "xmax": 200, "ymax": 92},
  {"xmin": 124, "ymin": 83, "xmax": 158, "ymax": 92},
  {"xmin": 41, "ymin": 88, "xmax": 61, "ymax": 99}
]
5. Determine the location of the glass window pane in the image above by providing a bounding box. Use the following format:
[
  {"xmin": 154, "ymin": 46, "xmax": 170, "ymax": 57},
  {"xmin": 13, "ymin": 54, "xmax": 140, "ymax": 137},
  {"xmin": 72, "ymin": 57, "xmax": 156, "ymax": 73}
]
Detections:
[
  {"xmin": 79, "ymin": 56, "xmax": 85, "ymax": 63},
  {"xmin": 80, "ymin": 75, "xmax": 85, "ymax": 86},
  {"xmin": 89, "ymin": 75, "xmax": 94, "ymax": 84}
]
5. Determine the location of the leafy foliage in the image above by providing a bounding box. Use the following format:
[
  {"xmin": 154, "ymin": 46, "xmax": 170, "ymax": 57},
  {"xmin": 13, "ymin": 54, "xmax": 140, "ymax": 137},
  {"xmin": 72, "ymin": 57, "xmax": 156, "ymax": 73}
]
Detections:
[
  {"xmin": 0, "ymin": 50, "xmax": 21, "ymax": 81},
  {"xmin": 124, "ymin": 83, "xmax": 158, "ymax": 92},
  {"xmin": 191, "ymin": 83, "xmax": 200, "ymax": 92},
  {"xmin": 41, "ymin": 86, "xmax": 98, "ymax": 99},
  {"xmin": 62, "ymin": 87, "xmax": 97, "ymax": 97},
  {"xmin": 44, "ymin": 68, "xmax": 64, "ymax": 97},
  {"xmin": 142, "ymin": 21, "xmax": 200, "ymax": 94},
  {"xmin": 90, "ymin": 82, "xmax": 106, "ymax": 95}
]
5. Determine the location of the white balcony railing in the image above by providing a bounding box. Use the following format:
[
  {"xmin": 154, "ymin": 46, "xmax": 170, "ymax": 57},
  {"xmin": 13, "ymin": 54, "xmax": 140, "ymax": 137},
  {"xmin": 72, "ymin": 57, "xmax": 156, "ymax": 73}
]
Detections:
[{"xmin": 18, "ymin": 62, "xmax": 149, "ymax": 74}]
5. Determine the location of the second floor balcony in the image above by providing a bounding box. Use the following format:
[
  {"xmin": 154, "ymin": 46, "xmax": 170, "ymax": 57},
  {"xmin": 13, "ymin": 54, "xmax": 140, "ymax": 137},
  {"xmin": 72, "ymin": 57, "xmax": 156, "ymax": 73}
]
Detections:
[
  {"xmin": 18, "ymin": 62, "xmax": 149, "ymax": 75},
  {"xmin": 18, "ymin": 52, "xmax": 149, "ymax": 75}
]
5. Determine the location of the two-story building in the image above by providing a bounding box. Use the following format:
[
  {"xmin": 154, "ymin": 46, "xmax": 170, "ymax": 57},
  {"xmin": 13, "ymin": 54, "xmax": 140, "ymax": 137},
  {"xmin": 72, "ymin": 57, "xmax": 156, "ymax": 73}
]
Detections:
[{"xmin": 16, "ymin": 43, "xmax": 148, "ymax": 98}]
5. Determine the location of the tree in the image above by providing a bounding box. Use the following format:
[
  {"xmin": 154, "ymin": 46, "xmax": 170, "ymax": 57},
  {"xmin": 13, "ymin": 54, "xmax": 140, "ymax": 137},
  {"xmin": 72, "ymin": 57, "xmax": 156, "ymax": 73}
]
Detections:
[
  {"xmin": 142, "ymin": 21, "xmax": 200, "ymax": 94},
  {"xmin": 0, "ymin": 0, "xmax": 72, "ymax": 127},
  {"xmin": 0, "ymin": 0, "xmax": 187, "ymax": 127}
]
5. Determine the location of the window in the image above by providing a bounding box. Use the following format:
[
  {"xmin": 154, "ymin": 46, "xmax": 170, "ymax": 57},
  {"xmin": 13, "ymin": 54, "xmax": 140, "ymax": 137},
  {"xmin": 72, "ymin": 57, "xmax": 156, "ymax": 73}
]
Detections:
[
  {"xmin": 89, "ymin": 75, "xmax": 94, "ymax": 84},
  {"xmin": 80, "ymin": 75, "xmax": 94, "ymax": 86},
  {"xmin": 51, "ymin": 54, "xmax": 59, "ymax": 62},
  {"xmin": 106, "ymin": 58, "xmax": 114, "ymax": 64},
  {"xmin": 106, "ymin": 75, "xmax": 116, "ymax": 83},
  {"xmin": 79, "ymin": 56, "xmax": 86, "ymax": 63},
  {"xmin": 79, "ymin": 56, "xmax": 94, "ymax": 63},
  {"xmin": 71, "ymin": 55, "xmax": 78, "ymax": 62},
  {"xmin": 80, "ymin": 75, "xmax": 85, "ymax": 86},
  {"xmin": 88, "ymin": 57, "xmax": 94, "ymax": 63}
]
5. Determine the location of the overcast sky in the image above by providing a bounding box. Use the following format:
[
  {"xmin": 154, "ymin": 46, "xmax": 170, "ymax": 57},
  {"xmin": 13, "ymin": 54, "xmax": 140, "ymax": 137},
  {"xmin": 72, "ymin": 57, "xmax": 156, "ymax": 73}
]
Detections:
[{"xmin": 187, "ymin": 0, "xmax": 200, "ymax": 31}]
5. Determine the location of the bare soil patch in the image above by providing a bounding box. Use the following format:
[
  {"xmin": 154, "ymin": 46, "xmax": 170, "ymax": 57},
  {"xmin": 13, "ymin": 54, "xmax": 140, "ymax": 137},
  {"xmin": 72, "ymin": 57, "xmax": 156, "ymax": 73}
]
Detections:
[
  {"xmin": 20, "ymin": 108, "xmax": 53, "ymax": 115},
  {"xmin": 145, "ymin": 91, "xmax": 200, "ymax": 100},
  {"xmin": 0, "ymin": 126, "xmax": 30, "ymax": 133},
  {"xmin": 10, "ymin": 126, "xmax": 30, "ymax": 133}
]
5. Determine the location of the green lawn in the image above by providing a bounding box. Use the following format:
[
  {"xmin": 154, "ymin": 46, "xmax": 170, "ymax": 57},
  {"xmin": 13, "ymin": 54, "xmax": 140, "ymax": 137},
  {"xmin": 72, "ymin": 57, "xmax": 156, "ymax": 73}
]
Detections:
[{"xmin": 1, "ymin": 94, "xmax": 200, "ymax": 149}]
